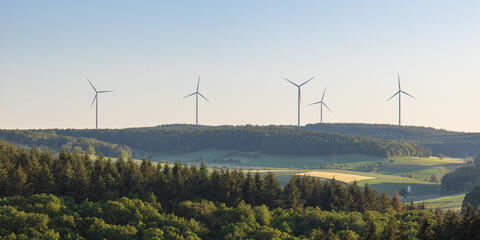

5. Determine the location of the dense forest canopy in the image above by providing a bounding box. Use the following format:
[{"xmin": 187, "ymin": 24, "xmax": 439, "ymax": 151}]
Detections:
[
  {"xmin": 0, "ymin": 125, "xmax": 431, "ymax": 158},
  {"xmin": 0, "ymin": 129, "xmax": 131, "ymax": 157},
  {"xmin": 441, "ymin": 156, "xmax": 480, "ymax": 194},
  {"xmin": 1, "ymin": 141, "xmax": 480, "ymax": 239},
  {"xmin": 305, "ymin": 123, "xmax": 480, "ymax": 157}
]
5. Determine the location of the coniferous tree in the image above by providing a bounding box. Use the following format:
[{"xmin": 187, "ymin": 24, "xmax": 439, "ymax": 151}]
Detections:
[
  {"xmin": 363, "ymin": 183, "xmax": 378, "ymax": 210},
  {"xmin": 348, "ymin": 181, "xmax": 366, "ymax": 212},
  {"xmin": 242, "ymin": 172, "xmax": 257, "ymax": 205},
  {"xmin": 0, "ymin": 161, "xmax": 9, "ymax": 194},
  {"xmin": 262, "ymin": 173, "xmax": 282, "ymax": 208},
  {"xmin": 33, "ymin": 164, "xmax": 55, "ymax": 194},
  {"xmin": 417, "ymin": 215, "xmax": 435, "ymax": 240},
  {"xmin": 461, "ymin": 203, "xmax": 475, "ymax": 239},
  {"xmin": 69, "ymin": 157, "xmax": 90, "ymax": 201},
  {"xmin": 254, "ymin": 173, "xmax": 265, "ymax": 206},
  {"xmin": 140, "ymin": 158, "xmax": 155, "ymax": 193},
  {"xmin": 9, "ymin": 164, "xmax": 28, "ymax": 195},
  {"xmin": 283, "ymin": 177, "xmax": 304, "ymax": 209}
]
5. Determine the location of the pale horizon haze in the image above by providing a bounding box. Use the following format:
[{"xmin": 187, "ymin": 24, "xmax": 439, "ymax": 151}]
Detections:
[{"xmin": 1, "ymin": 1, "xmax": 479, "ymax": 132}]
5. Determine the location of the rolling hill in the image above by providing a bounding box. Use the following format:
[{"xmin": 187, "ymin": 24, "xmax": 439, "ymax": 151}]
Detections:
[
  {"xmin": 305, "ymin": 123, "xmax": 480, "ymax": 157},
  {"xmin": 0, "ymin": 125, "xmax": 430, "ymax": 159}
]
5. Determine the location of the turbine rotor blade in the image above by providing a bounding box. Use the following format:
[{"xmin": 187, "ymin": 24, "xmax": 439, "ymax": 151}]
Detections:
[
  {"xmin": 398, "ymin": 73, "xmax": 401, "ymax": 90},
  {"xmin": 310, "ymin": 101, "xmax": 322, "ymax": 105},
  {"xmin": 88, "ymin": 78, "xmax": 97, "ymax": 92},
  {"xmin": 97, "ymin": 90, "xmax": 114, "ymax": 93},
  {"xmin": 284, "ymin": 78, "xmax": 299, "ymax": 87},
  {"xmin": 386, "ymin": 91, "xmax": 400, "ymax": 101},
  {"xmin": 197, "ymin": 76, "xmax": 200, "ymax": 92},
  {"xmin": 321, "ymin": 88, "xmax": 326, "ymax": 101},
  {"xmin": 299, "ymin": 77, "xmax": 314, "ymax": 87},
  {"xmin": 198, "ymin": 92, "xmax": 210, "ymax": 102},
  {"xmin": 401, "ymin": 90, "xmax": 415, "ymax": 98},
  {"xmin": 90, "ymin": 95, "xmax": 97, "ymax": 108},
  {"xmin": 183, "ymin": 92, "xmax": 197, "ymax": 99},
  {"xmin": 323, "ymin": 102, "xmax": 332, "ymax": 112}
]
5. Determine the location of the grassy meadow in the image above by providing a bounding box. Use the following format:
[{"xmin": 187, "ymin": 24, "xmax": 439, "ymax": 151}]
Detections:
[
  {"xmin": 141, "ymin": 149, "xmax": 466, "ymax": 207},
  {"xmin": 414, "ymin": 193, "xmax": 466, "ymax": 210}
]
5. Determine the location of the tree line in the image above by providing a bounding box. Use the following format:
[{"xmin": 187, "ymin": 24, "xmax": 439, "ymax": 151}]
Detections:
[
  {"xmin": 3, "ymin": 193, "xmax": 480, "ymax": 240},
  {"xmin": 441, "ymin": 155, "xmax": 480, "ymax": 194},
  {"xmin": 305, "ymin": 123, "xmax": 480, "ymax": 157},
  {"xmin": 0, "ymin": 130, "xmax": 131, "ymax": 157},
  {"xmin": 0, "ymin": 140, "xmax": 397, "ymax": 212},
  {"xmin": 43, "ymin": 125, "xmax": 430, "ymax": 157}
]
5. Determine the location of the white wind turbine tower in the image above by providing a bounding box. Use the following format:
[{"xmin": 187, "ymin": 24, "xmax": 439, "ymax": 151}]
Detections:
[
  {"xmin": 88, "ymin": 79, "xmax": 114, "ymax": 130},
  {"xmin": 284, "ymin": 77, "xmax": 314, "ymax": 126},
  {"xmin": 387, "ymin": 73, "xmax": 415, "ymax": 126},
  {"xmin": 184, "ymin": 76, "xmax": 209, "ymax": 125},
  {"xmin": 310, "ymin": 88, "xmax": 331, "ymax": 123}
]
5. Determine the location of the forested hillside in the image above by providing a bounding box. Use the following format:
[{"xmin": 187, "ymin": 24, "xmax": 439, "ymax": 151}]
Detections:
[
  {"xmin": 1, "ymin": 141, "xmax": 478, "ymax": 240},
  {"xmin": 441, "ymin": 157, "xmax": 480, "ymax": 194},
  {"xmin": 0, "ymin": 129, "xmax": 131, "ymax": 157},
  {"xmin": 305, "ymin": 123, "xmax": 480, "ymax": 157},
  {"xmin": 0, "ymin": 125, "xmax": 431, "ymax": 158}
]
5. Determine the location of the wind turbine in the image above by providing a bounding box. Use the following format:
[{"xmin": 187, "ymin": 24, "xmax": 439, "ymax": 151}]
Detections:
[
  {"xmin": 310, "ymin": 88, "xmax": 331, "ymax": 123},
  {"xmin": 387, "ymin": 73, "xmax": 415, "ymax": 126},
  {"xmin": 284, "ymin": 77, "xmax": 314, "ymax": 126},
  {"xmin": 184, "ymin": 76, "xmax": 209, "ymax": 125},
  {"xmin": 88, "ymin": 78, "xmax": 114, "ymax": 130}
]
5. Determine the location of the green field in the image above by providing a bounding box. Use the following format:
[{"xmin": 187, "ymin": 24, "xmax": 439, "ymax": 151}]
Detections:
[
  {"xmin": 143, "ymin": 149, "xmax": 466, "ymax": 204},
  {"xmin": 414, "ymin": 193, "xmax": 466, "ymax": 210}
]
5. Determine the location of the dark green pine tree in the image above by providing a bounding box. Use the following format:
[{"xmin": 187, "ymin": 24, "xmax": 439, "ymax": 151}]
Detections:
[
  {"xmin": 283, "ymin": 176, "xmax": 304, "ymax": 209},
  {"xmin": 296, "ymin": 176, "xmax": 314, "ymax": 206},
  {"xmin": 363, "ymin": 183, "xmax": 378, "ymax": 210},
  {"xmin": 104, "ymin": 158, "xmax": 121, "ymax": 192},
  {"xmin": 262, "ymin": 172, "xmax": 282, "ymax": 208},
  {"xmin": 123, "ymin": 158, "xmax": 143, "ymax": 197},
  {"xmin": 69, "ymin": 157, "xmax": 90, "ymax": 201},
  {"xmin": 348, "ymin": 181, "xmax": 366, "ymax": 212},
  {"xmin": 139, "ymin": 158, "xmax": 155, "ymax": 193},
  {"xmin": 197, "ymin": 162, "xmax": 210, "ymax": 199},
  {"xmin": 472, "ymin": 206, "xmax": 480, "ymax": 239},
  {"xmin": 33, "ymin": 164, "xmax": 55, "ymax": 194},
  {"xmin": 91, "ymin": 157, "xmax": 106, "ymax": 198},
  {"xmin": 0, "ymin": 161, "xmax": 10, "ymax": 194},
  {"xmin": 378, "ymin": 192, "xmax": 392, "ymax": 212},
  {"xmin": 242, "ymin": 172, "xmax": 257, "ymax": 205},
  {"xmin": 254, "ymin": 173, "xmax": 265, "ymax": 206},
  {"xmin": 9, "ymin": 164, "xmax": 28, "ymax": 196},
  {"xmin": 461, "ymin": 203, "xmax": 475, "ymax": 239}
]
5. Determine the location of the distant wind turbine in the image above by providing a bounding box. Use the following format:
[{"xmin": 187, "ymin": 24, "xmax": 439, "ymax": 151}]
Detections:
[
  {"xmin": 284, "ymin": 77, "xmax": 314, "ymax": 126},
  {"xmin": 387, "ymin": 73, "xmax": 415, "ymax": 126},
  {"xmin": 184, "ymin": 76, "xmax": 209, "ymax": 125},
  {"xmin": 310, "ymin": 88, "xmax": 331, "ymax": 123},
  {"xmin": 88, "ymin": 78, "xmax": 114, "ymax": 130}
]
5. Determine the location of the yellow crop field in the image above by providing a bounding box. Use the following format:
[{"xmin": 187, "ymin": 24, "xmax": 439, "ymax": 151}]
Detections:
[{"xmin": 296, "ymin": 171, "xmax": 375, "ymax": 183}]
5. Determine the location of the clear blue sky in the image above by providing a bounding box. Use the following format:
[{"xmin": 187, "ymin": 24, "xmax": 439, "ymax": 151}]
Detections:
[{"xmin": 1, "ymin": 1, "xmax": 479, "ymax": 131}]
